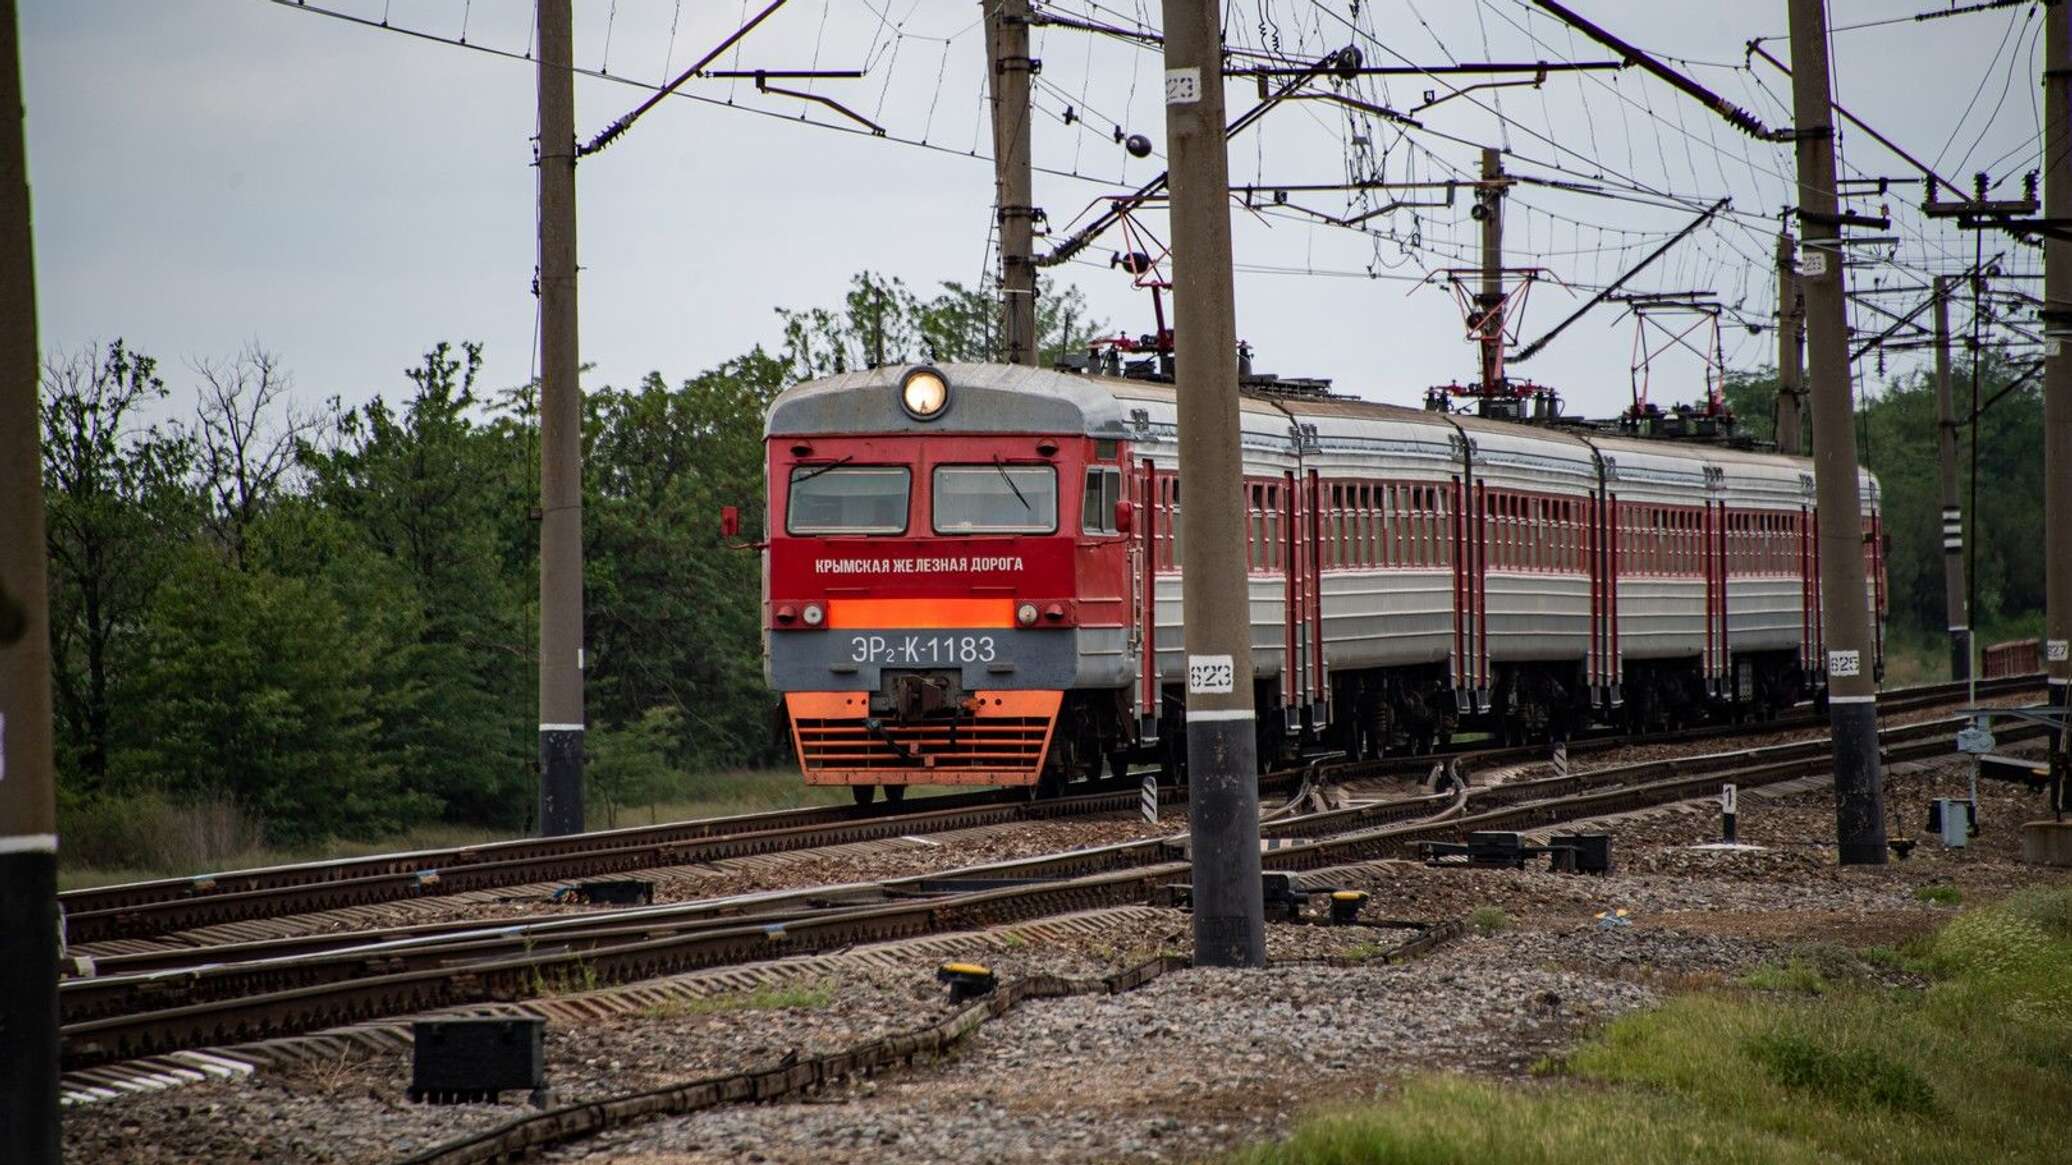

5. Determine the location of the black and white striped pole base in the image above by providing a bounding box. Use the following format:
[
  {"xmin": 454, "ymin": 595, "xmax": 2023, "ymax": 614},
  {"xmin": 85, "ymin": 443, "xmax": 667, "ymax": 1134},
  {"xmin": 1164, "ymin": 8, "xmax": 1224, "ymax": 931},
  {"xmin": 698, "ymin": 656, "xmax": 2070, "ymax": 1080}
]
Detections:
[
  {"xmin": 1551, "ymin": 738, "xmax": 1569, "ymax": 779},
  {"xmin": 1141, "ymin": 772, "xmax": 1158, "ymax": 824}
]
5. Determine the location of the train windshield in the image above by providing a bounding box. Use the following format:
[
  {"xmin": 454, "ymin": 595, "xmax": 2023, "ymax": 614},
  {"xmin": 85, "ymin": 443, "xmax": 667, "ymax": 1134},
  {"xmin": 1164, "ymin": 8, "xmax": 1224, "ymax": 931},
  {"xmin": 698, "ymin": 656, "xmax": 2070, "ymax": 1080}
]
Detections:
[
  {"xmin": 786, "ymin": 465, "xmax": 910, "ymax": 534},
  {"xmin": 931, "ymin": 464, "xmax": 1057, "ymax": 534}
]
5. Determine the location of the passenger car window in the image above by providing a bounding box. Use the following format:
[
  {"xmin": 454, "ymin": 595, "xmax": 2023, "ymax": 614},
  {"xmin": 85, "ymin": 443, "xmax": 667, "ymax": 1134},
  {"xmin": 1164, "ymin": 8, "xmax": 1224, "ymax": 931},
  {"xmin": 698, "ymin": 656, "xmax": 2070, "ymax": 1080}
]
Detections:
[
  {"xmin": 933, "ymin": 464, "xmax": 1058, "ymax": 534},
  {"xmin": 786, "ymin": 465, "xmax": 910, "ymax": 534}
]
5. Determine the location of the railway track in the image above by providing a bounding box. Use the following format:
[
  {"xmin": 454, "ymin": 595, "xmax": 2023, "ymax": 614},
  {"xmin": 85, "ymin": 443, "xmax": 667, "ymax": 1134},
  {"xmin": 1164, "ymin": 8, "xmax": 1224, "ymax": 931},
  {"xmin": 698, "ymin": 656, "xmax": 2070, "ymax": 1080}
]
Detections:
[
  {"xmin": 58, "ymin": 674, "xmax": 2038, "ymax": 948},
  {"xmin": 58, "ymin": 698, "xmax": 2047, "ymax": 1073}
]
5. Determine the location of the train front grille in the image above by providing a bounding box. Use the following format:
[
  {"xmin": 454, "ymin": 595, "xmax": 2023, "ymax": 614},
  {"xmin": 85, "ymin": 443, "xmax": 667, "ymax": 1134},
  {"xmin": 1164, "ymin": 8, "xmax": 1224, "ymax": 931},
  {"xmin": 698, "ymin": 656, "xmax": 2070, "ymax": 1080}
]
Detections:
[
  {"xmin": 783, "ymin": 690, "xmax": 1062, "ymax": 785},
  {"xmin": 793, "ymin": 717, "xmax": 1052, "ymax": 771}
]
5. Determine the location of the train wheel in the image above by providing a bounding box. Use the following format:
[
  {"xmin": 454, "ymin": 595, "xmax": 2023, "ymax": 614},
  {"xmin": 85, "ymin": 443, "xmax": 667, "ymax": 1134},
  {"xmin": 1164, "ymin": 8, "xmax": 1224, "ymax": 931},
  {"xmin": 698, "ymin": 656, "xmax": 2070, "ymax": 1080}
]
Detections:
[
  {"xmin": 883, "ymin": 784, "xmax": 907, "ymax": 804},
  {"xmin": 851, "ymin": 784, "xmax": 877, "ymax": 806}
]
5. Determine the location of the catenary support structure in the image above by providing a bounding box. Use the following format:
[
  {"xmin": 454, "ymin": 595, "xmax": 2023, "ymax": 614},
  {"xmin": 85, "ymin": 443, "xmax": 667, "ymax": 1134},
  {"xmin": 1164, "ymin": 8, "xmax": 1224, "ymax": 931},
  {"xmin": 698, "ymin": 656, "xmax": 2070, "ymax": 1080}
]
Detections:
[
  {"xmin": 537, "ymin": 0, "xmax": 585, "ymax": 835},
  {"xmin": 0, "ymin": 1, "xmax": 60, "ymax": 1157},
  {"xmin": 2044, "ymin": 2, "xmax": 2071, "ymax": 734},
  {"xmin": 1160, "ymin": 0, "xmax": 1266, "ymax": 966},
  {"xmin": 1787, "ymin": 0, "xmax": 1888, "ymax": 863},
  {"xmin": 1776, "ymin": 229, "xmax": 1805, "ymax": 456},
  {"xmin": 983, "ymin": 0, "xmax": 1040, "ymax": 366},
  {"xmin": 1933, "ymin": 278, "xmax": 1970, "ymax": 681}
]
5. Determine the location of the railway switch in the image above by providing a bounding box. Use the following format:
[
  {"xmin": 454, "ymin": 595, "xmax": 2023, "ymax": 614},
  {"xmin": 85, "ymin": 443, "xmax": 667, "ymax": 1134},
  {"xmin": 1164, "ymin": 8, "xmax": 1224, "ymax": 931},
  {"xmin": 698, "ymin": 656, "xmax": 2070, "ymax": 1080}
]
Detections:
[
  {"xmin": 409, "ymin": 1017, "xmax": 546, "ymax": 1105},
  {"xmin": 937, "ymin": 962, "xmax": 997, "ymax": 1004}
]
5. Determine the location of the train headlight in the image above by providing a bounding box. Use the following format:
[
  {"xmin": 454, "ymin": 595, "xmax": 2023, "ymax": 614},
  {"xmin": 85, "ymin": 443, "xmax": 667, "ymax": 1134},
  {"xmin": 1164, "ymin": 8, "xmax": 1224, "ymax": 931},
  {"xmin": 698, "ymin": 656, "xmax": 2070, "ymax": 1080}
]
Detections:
[
  {"xmin": 1016, "ymin": 602, "xmax": 1040, "ymax": 627},
  {"xmin": 802, "ymin": 602, "xmax": 825, "ymax": 627},
  {"xmin": 899, "ymin": 366, "xmax": 950, "ymax": 420}
]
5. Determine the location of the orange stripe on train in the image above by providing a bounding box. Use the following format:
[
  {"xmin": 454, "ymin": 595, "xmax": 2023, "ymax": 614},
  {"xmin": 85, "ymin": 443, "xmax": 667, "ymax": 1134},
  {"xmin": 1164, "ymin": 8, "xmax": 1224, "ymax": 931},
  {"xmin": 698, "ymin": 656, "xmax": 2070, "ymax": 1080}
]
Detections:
[{"xmin": 824, "ymin": 597, "xmax": 1016, "ymax": 629}]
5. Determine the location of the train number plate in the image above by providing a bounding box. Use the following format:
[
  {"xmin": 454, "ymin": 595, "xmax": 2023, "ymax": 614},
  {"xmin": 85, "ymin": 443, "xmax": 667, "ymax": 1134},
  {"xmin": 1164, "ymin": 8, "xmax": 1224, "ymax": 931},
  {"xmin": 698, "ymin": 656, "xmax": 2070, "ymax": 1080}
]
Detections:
[{"xmin": 848, "ymin": 634, "xmax": 997, "ymax": 665}]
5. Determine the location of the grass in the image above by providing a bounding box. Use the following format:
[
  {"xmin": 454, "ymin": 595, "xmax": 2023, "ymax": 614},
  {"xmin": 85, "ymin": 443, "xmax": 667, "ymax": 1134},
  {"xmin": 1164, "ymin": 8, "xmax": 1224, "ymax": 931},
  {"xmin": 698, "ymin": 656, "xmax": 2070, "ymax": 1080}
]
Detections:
[
  {"xmin": 641, "ymin": 980, "xmax": 835, "ymax": 1019},
  {"xmin": 1914, "ymin": 883, "xmax": 1963, "ymax": 906},
  {"xmin": 1467, "ymin": 905, "xmax": 1510, "ymax": 935},
  {"xmin": 57, "ymin": 769, "xmax": 971, "ymax": 890},
  {"xmin": 1740, "ymin": 958, "xmax": 1833, "ymax": 995},
  {"xmin": 1232, "ymin": 886, "xmax": 2072, "ymax": 1165}
]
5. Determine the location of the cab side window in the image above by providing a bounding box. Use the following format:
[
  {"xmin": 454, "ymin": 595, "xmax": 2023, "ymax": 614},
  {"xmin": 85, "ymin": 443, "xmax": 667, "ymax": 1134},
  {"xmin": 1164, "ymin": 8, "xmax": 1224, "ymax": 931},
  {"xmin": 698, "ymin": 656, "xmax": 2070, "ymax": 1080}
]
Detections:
[{"xmin": 1082, "ymin": 466, "xmax": 1123, "ymax": 534}]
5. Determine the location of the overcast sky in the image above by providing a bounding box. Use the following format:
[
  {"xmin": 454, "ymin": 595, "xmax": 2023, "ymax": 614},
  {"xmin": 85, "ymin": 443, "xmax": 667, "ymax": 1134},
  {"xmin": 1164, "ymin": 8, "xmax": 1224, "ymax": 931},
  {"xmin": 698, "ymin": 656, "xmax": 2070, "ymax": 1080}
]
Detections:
[{"xmin": 20, "ymin": 1, "xmax": 2050, "ymax": 424}]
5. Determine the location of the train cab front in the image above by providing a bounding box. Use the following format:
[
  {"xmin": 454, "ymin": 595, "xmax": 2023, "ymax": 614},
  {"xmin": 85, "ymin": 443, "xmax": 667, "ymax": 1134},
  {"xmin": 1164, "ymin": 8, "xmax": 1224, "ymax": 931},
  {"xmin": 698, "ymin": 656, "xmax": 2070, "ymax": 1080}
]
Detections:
[{"xmin": 763, "ymin": 365, "xmax": 1132, "ymax": 798}]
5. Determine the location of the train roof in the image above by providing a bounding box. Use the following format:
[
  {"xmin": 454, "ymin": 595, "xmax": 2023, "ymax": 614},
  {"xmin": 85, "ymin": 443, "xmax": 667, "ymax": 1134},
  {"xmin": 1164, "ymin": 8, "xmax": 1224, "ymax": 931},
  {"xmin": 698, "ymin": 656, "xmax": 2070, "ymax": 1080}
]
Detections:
[
  {"xmin": 766, "ymin": 363, "xmax": 1132, "ymax": 439},
  {"xmin": 767, "ymin": 362, "xmax": 1866, "ymax": 495}
]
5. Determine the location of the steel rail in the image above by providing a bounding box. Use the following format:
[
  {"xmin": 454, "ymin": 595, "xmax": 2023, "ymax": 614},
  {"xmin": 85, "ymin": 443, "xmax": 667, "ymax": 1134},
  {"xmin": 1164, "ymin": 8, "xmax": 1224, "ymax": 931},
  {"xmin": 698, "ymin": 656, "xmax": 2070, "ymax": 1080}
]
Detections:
[
  {"xmin": 60, "ymin": 703, "xmax": 2044, "ymax": 1070},
  {"xmin": 62, "ymin": 675, "xmax": 2039, "ymax": 948}
]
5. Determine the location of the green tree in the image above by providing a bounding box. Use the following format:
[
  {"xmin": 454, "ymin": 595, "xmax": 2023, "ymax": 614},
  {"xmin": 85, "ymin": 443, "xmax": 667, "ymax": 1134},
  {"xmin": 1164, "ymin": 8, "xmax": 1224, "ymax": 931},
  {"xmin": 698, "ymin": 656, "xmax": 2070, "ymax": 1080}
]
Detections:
[
  {"xmin": 124, "ymin": 545, "xmax": 427, "ymax": 842},
  {"xmin": 40, "ymin": 340, "xmax": 199, "ymax": 787},
  {"xmin": 778, "ymin": 271, "xmax": 1103, "ymax": 379},
  {"xmin": 302, "ymin": 342, "xmax": 532, "ymax": 827},
  {"xmin": 585, "ymin": 706, "xmax": 685, "ymax": 828},
  {"xmin": 581, "ymin": 348, "xmax": 787, "ymax": 770}
]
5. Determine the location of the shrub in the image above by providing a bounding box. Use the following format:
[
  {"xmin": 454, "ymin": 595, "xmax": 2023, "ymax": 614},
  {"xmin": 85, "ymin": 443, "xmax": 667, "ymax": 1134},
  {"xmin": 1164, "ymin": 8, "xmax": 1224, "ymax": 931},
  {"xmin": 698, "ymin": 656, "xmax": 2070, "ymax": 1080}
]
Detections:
[
  {"xmin": 1744, "ymin": 1029, "xmax": 1937, "ymax": 1115},
  {"xmin": 60, "ymin": 790, "xmax": 267, "ymax": 872}
]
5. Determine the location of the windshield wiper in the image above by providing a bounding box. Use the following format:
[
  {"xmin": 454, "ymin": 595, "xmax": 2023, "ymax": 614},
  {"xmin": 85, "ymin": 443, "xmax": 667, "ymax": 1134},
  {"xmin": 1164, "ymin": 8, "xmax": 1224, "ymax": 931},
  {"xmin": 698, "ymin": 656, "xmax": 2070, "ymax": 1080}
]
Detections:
[
  {"xmin": 991, "ymin": 454, "xmax": 1031, "ymax": 512},
  {"xmin": 792, "ymin": 454, "xmax": 855, "ymax": 484}
]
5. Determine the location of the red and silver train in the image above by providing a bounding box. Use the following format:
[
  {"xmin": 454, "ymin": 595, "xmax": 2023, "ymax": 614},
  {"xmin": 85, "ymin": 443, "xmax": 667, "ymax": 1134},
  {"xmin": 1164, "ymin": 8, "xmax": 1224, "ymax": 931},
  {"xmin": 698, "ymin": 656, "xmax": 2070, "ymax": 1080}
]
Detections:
[{"xmin": 762, "ymin": 363, "xmax": 1885, "ymax": 800}]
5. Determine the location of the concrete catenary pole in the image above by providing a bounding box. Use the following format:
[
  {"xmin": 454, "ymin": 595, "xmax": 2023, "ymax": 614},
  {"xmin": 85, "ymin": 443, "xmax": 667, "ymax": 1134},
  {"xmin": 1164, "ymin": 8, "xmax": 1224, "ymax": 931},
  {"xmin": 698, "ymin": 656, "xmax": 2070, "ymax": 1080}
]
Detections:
[
  {"xmin": 0, "ymin": 2, "xmax": 61, "ymax": 1157},
  {"xmin": 2044, "ymin": 2, "xmax": 2071, "ymax": 729},
  {"xmin": 1787, "ymin": 0, "xmax": 1887, "ymax": 864},
  {"xmin": 537, "ymin": 0, "xmax": 585, "ymax": 835},
  {"xmin": 983, "ymin": 0, "xmax": 1039, "ymax": 366},
  {"xmin": 1776, "ymin": 230, "xmax": 1805, "ymax": 455},
  {"xmin": 1478, "ymin": 147, "xmax": 1505, "ymax": 395},
  {"xmin": 1159, "ymin": 0, "xmax": 1265, "ymax": 967},
  {"xmin": 1932, "ymin": 278, "xmax": 1970, "ymax": 681}
]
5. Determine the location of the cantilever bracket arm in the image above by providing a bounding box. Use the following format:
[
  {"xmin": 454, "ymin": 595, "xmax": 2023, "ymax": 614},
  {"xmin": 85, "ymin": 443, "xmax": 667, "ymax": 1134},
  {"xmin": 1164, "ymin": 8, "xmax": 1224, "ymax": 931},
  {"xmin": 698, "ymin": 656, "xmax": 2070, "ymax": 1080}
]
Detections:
[
  {"xmin": 1512, "ymin": 198, "xmax": 1728, "ymax": 363},
  {"xmin": 1412, "ymin": 68, "xmax": 1547, "ymax": 115},
  {"xmin": 755, "ymin": 74, "xmax": 886, "ymax": 136}
]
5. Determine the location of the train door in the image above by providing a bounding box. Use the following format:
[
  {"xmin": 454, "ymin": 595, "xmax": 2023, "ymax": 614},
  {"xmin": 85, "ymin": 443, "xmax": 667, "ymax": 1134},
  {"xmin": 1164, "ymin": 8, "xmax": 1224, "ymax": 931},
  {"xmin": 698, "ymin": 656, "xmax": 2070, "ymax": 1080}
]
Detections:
[
  {"xmin": 1133, "ymin": 458, "xmax": 1159, "ymax": 744},
  {"xmin": 1304, "ymin": 468, "xmax": 1327, "ymax": 730}
]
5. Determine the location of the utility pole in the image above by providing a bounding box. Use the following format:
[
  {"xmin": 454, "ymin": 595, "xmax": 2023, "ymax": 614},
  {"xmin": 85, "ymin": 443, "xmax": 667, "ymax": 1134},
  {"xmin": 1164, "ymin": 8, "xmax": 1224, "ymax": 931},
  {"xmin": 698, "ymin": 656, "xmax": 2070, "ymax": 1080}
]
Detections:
[
  {"xmin": 0, "ymin": 1, "xmax": 60, "ymax": 1157},
  {"xmin": 1160, "ymin": 0, "xmax": 1265, "ymax": 967},
  {"xmin": 1787, "ymin": 0, "xmax": 1886, "ymax": 864},
  {"xmin": 1478, "ymin": 147, "xmax": 1505, "ymax": 394},
  {"xmin": 1776, "ymin": 230, "xmax": 1805, "ymax": 454},
  {"xmin": 983, "ymin": 0, "xmax": 1039, "ymax": 366},
  {"xmin": 1933, "ymin": 278, "xmax": 1970, "ymax": 681},
  {"xmin": 536, "ymin": 0, "xmax": 585, "ymax": 836},
  {"xmin": 2045, "ymin": 2, "xmax": 2072, "ymax": 731}
]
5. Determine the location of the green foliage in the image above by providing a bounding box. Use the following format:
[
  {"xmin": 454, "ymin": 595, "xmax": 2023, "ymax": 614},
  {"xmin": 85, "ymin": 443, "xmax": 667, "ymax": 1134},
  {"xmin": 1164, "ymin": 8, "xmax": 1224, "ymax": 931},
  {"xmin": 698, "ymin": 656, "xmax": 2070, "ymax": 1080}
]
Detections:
[
  {"xmin": 1914, "ymin": 884, "xmax": 1963, "ymax": 906},
  {"xmin": 1743, "ymin": 1028, "xmax": 1937, "ymax": 1115},
  {"xmin": 586, "ymin": 707, "xmax": 685, "ymax": 829},
  {"xmin": 1741, "ymin": 959, "xmax": 1832, "ymax": 995},
  {"xmin": 1227, "ymin": 1075, "xmax": 1830, "ymax": 1165},
  {"xmin": 1237, "ymin": 890, "xmax": 2072, "ymax": 1165},
  {"xmin": 40, "ymin": 340, "xmax": 200, "ymax": 785},
  {"xmin": 123, "ymin": 545, "xmax": 429, "ymax": 843},
  {"xmin": 777, "ymin": 270, "xmax": 1103, "ymax": 378}
]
